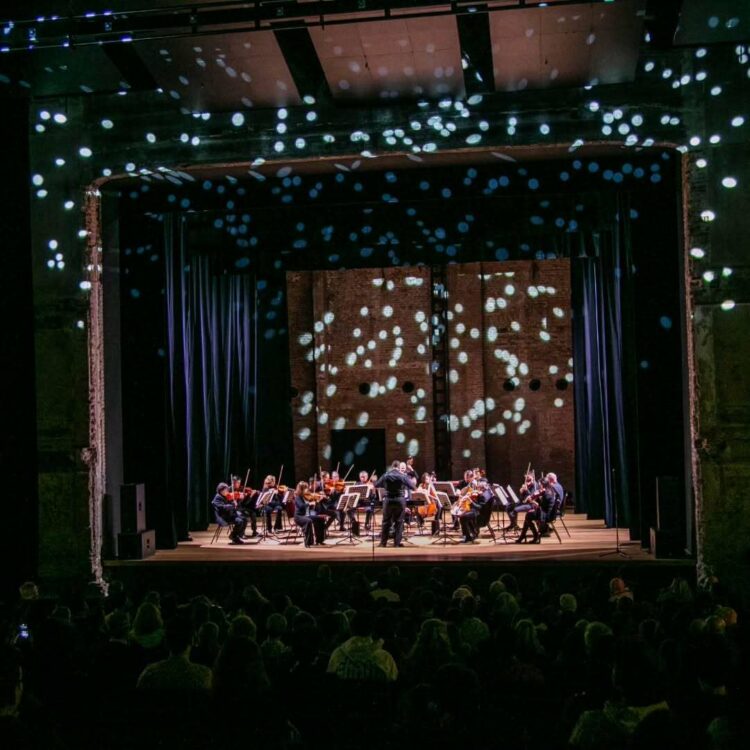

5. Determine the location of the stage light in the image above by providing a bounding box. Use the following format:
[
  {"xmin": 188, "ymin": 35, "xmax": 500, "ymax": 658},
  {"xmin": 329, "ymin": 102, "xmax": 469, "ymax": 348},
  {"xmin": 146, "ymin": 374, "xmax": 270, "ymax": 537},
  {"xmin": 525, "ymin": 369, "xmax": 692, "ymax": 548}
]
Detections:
[{"xmin": 711, "ymin": 86, "xmax": 722, "ymax": 95}]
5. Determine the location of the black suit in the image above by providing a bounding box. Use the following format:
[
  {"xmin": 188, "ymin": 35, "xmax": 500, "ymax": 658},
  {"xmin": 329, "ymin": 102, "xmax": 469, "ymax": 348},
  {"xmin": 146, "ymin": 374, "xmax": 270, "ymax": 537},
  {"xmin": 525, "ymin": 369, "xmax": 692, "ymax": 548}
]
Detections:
[
  {"xmin": 375, "ymin": 469, "xmax": 416, "ymax": 546},
  {"xmin": 211, "ymin": 493, "xmax": 247, "ymax": 541}
]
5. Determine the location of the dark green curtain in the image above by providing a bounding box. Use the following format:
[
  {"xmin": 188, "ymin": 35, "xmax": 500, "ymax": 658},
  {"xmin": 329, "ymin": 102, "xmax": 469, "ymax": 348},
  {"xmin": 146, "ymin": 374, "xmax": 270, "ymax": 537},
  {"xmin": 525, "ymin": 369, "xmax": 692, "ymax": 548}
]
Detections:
[{"xmin": 571, "ymin": 198, "xmax": 640, "ymax": 533}]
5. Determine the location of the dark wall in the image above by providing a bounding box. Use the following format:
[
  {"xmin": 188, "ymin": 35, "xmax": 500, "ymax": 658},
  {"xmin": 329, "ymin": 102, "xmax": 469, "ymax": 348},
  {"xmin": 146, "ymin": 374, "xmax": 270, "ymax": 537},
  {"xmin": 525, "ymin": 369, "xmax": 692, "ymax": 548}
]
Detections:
[{"xmin": 0, "ymin": 96, "xmax": 38, "ymax": 594}]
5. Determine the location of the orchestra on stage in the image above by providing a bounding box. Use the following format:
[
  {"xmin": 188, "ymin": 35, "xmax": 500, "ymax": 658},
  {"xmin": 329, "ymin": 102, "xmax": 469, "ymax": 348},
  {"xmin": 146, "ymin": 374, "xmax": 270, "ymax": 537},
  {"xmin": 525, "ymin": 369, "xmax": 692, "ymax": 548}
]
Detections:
[{"xmin": 211, "ymin": 460, "xmax": 566, "ymax": 548}]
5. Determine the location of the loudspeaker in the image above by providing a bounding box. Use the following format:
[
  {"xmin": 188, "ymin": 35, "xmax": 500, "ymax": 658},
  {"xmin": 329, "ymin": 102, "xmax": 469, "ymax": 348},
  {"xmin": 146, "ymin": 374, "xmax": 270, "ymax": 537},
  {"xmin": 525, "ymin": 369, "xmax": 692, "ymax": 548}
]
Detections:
[
  {"xmin": 655, "ymin": 476, "xmax": 681, "ymax": 531},
  {"xmin": 121, "ymin": 483, "xmax": 146, "ymax": 533},
  {"xmin": 649, "ymin": 527, "xmax": 684, "ymax": 559},
  {"xmin": 118, "ymin": 529, "xmax": 156, "ymax": 559}
]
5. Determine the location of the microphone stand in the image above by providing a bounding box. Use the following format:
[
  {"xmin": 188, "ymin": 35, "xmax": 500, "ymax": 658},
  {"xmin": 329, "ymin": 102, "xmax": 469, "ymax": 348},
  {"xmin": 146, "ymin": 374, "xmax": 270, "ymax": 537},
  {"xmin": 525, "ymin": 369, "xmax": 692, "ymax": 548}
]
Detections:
[{"xmin": 600, "ymin": 467, "xmax": 629, "ymax": 558}]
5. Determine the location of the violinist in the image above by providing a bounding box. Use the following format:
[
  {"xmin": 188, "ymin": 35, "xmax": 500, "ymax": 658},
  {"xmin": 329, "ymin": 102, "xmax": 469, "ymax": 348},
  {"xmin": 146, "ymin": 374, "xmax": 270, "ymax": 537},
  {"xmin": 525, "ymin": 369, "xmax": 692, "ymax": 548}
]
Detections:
[
  {"xmin": 315, "ymin": 471, "xmax": 338, "ymax": 531},
  {"xmin": 293, "ymin": 481, "xmax": 326, "ymax": 547},
  {"xmin": 231, "ymin": 476, "xmax": 261, "ymax": 537},
  {"xmin": 454, "ymin": 477, "xmax": 484, "ymax": 543},
  {"xmin": 360, "ymin": 470, "xmax": 380, "ymax": 532},
  {"xmin": 505, "ymin": 471, "xmax": 538, "ymax": 532},
  {"xmin": 515, "ymin": 477, "xmax": 551, "ymax": 544},
  {"xmin": 259, "ymin": 475, "xmax": 286, "ymax": 533},
  {"xmin": 211, "ymin": 483, "xmax": 248, "ymax": 544}
]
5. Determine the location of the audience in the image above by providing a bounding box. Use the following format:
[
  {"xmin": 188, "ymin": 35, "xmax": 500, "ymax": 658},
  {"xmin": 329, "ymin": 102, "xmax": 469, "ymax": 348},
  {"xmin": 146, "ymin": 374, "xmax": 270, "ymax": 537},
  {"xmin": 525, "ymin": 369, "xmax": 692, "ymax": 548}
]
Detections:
[{"xmin": 0, "ymin": 565, "xmax": 746, "ymax": 749}]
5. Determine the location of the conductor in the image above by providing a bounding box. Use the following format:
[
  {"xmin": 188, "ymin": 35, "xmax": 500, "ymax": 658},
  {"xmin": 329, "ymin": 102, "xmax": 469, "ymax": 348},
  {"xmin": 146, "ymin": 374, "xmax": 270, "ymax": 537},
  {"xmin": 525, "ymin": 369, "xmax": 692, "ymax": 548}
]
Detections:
[{"xmin": 375, "ymin": 460, "xmax": 416, "ymax": 548}]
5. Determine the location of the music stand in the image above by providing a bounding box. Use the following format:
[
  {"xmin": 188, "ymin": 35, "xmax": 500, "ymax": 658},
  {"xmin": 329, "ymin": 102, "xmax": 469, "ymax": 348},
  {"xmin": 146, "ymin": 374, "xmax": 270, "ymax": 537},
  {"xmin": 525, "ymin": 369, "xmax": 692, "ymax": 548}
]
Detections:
[
  {"xmin": 430, "ymin": 492, "xmax": 461, "ymax": 545},
  {"xmin": 256, "ymin": 490, "xmax": 281, "ymax": 544},
  {"xmin": 334, "ymin": 493, "xmax": 363, "ymax": 545},
  {"xmin": 433, "ymin": 481, "xmax": 457, "ymax": 498},
  {"xmin": 494, "ymin": 486, "xmax": 518, "ymax": 542},
  {"xmin": 409, "ymin": 490, "xmax": 432, "ymax": 537}
]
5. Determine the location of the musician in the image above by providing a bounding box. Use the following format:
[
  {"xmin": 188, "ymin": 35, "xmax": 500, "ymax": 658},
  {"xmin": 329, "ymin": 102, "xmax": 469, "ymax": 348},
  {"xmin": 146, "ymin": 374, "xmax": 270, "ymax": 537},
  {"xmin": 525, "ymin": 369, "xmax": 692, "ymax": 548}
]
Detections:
[
  {"xmin": 211, "ymin": 483, "xmax": 248, "ymax": 544},
  {"xmin": 416, "ymin": 472, "xmax": 440, "ymax": 534},
  {"xmin": 505, "ymin": 471, "xmax": 539, "ymax": 531},
  {"xmin": 231, "ymin": 476, "xmax": 259, "ymax": 537},
  {"xmin": 293, "ymin": 481, "xmax": 326, "ymax": 547},
  {"xmin": 316, "ymin": 471, "xmax": 338, "ymax": 531},
  {"xmin": 358, "ymin": 470, "xmax": 379, "ymax": 532},
  {"xmin": 375, "ymin": 460, "xmax": 416, "ymax": 547},
  {"xmin": 258, "ymin": 475, "xmax": 285, "ymax": 533},
  {"xmin": 516, "ymin": 477, "xmax": 557, "ymax": 543},
  {"xmin": 455, "ymin": 480, "xmax": 483, "ymax": 543},
  {"xmin": 539, "ymin": 473, "xmax": 565, "ymax": 536}
]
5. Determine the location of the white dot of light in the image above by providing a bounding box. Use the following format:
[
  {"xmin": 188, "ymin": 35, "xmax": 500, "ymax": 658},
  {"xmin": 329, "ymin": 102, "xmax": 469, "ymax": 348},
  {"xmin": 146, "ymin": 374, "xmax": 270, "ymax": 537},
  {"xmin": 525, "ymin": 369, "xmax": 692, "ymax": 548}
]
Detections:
[
  {"xmin": 710, "ymin": 86, "xmax": 722, "ymax": 96},
  {"xmin": 46, "ymin": 260, "xmax": 55, "ymax": 269},
  {"xmin": 696, "ymin": 158, "xmax": 708, "ymax": 168},
  {"xmin": 722, "ymin": 267, "xmax": 733, "ymax": 278},
  {"xmin": 470, "ymin": 429, "xmax": 482, "ymax": 439},
  {"xmin": 458, "ymin": 352, "xmax": 468, "ymax": 364},
  {"xmin": 367, "ymin": 340, "xmax": 376, "ymax": 350},
  {"xmin": 378, "ymin": 330, "xmax": 387, "ymax": 340},
  {"xmin": 540, "ymin": 331, "xmax": 551, "ymax": 342},
  {"xmin": 565, "ymin": 373, "xmax": 574, "ymax": 382},
  {"xmin": 79, "ymin": 147, "xmax": 93, "ymax": 157},
  {"xmin": 299, "ymin": 403, "xmax": 312, "ymax": 416},
  {"xmin": 449, "ymin": 369, "xmax": 459, "ymax": 384},
  {"xmin": 314, "ymin": 321, "xmax": 324, "ymax": 334},
  {"xmin": 325, "ymin": 384, "xmax": 337, "ymax": 397},
  {"xmin": 382, "ymin": 305, "xmax": 393, "ymax": 317},
  {"xmin": 360, "ymin": 306, "xmax": 368, "ymax": 316},
  {"xmin": 455, "ymin": 303, "xmax": 464, "ymax": 313},
  {"xmin": 470, "ymin": 328, "xmax": 480, "ymax": 339},
  {"xmin": 64, "ymin": 201, "xmax": 74, "ymax": 210},
  {"xmin": 549, "ymin": 365, "xmax": 559, "ymax": 374},
  {"xmin": 689, "ymin": 136, "xmax": 701, "ymax": 146},
  {"xmin": 352, "ymin": 328, "xmax": 361, "ymax": 338},
  {"xmin": 358, "ymin": 412, "xmax": 369, "ymax": 427},
  {"xmin": 334, "ymin": 418, "xmax": 346, "ymax": 430},
  {"xmin": 101, "ymin": 119, "xmax": 113, "ymax": 129},
  {"xmin": 720, "ymin": 300, "xmax": 736, "ymax": 311},
  {"xmin": 364, "ymin": 359, "xmax": 373, "ymax": 368},
  {"xmin": 76, "ymin": 320, "xmax": 85, "ymax": 330},
  {"xmin": 519, "ymin": 363, "xmax": 529, "ymax": 376},
  {"xmin": 701, "ymin": 210, "xmax": 716, "ymax": 222},
  {"xmin": 32, "ymin": 174, "xmax": 44, "ymax": 186},
  {"xmin": 510, "ymin": 321, "xmax": 521, "ymax": 332},
  {"xmin": 722, "ymin": 177, "xmax": 738, "ymax": 188},
  {"xmin": 554, "ymin": 398, "xmax": 564, "ymax": 407},
  {"xmin": 450, "ymin": 337, "xmax": 460, "ymax": 349},
  {"xmin": 513, "ymin": 413, "xmax": 521, "ymax": 423},
  {"xmin": 54, "ymin": 158, "xmax": 65, "ymax": 167},
  {"xmin": 690, "ymin": 247, "xmax": 706, "ymax": 259},
  {"xmin": 53, "ymin": 113, "xmax": 67, "ymax": 124},
  {"xmin": 79, "ymin": 281, "xmax": 92, "ymax": 291},
  {"xmin": 709, "ymin": 134, "xmax": 721, "ymax": 144},
  {"xmin": 48, "ymin": 239, "xmax": 58, "ymax": 250},
  {"xmin": 731, "ymin": 116, "xmax": 745, "ymax": 127},
  {"xmin": 702, "ymin": 271, "xmax": 715, "ymax": 283},
  {"xmin": 505, "ymin": 284, "xmax": 515, "ymax": 295}
]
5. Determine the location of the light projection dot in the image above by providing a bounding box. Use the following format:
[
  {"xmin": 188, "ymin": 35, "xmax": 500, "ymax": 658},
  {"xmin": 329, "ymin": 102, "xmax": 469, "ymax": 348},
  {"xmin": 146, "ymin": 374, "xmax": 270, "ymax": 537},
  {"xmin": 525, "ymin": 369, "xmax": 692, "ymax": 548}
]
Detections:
[
  {"xmin": 703, "ymin": 271, "xmax": 715, "ymax": 283},
  {"xmin": 79, "ymin": 147, "xmax": 93, "ymax": 157},
  {"xmin": 722, "ymin": 177, "xmax": 738, "ymax": 188},
  {"xmin": 510, "ymin": 321, "xmax": 521, "ymax": 332},
  {"xmin": 505, "ymin": 284, "xmax": 515, "ymax": 295},
  {"xmin": 352, "ymin": 328, "xmax": 361, "ymax": 338},
  {"xmin": 690, "ymin": 247, "xmax": 706, "ymax": 259},
  {"xmin": 449, "ymin": 369, "xmax": 459, "ymax": 384},
  {"xmin": 367, "ymin": 340, "xmax": 376, "ymax": 350},
  {"xmin": 396, "ymin": 432, "xmax": 405, "ymax": 444},
  {"xmin": 382, "ymin": 305, "xmax": 393, "ymax": 317},
  {"xmin": 314, "ymin": 321, "xmax": 324, "ymax": 333},
  {"xmin": 360, "ymin": 306, "xmax": 369, "ymax": 316},
  {"xmin": 701, "ymin": 210, "xmax": 716, "ymax": 222},
  {"xmin": 540, "ymin": 331, "xmax": 551, "ymax": 342},
  {"xmin": 32, "ymin": 174, "xmax": 44, "ymax": 186},
  {"xmin": 696, "ymin": 158, "xmax": 708, "ymax": 168},
  {"xmin": 357, "ymin": 412, "xmax": 369, "ymax": 427},
  {"xmin": 364, "ymin": 359, "xmax": 372, "ymax": 368},
  {"xmin": 458, "ymin": 352, "xmax": 468, "ymax": 364},
  {"xmin": 720, "ymin": 300, "xmax": 735, "ymax": 311},
  {"xmin": 53, "ymin": 113, "xmax": 67, "ymax": 124}
]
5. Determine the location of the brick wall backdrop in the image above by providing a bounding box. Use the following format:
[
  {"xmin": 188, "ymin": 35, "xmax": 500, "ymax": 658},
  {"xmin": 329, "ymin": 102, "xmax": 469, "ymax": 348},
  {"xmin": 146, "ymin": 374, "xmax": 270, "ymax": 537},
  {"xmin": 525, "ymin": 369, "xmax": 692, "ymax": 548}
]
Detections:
[{"xmin": 288, "ymin": 261, "xmax": 573, "ymax": 486}]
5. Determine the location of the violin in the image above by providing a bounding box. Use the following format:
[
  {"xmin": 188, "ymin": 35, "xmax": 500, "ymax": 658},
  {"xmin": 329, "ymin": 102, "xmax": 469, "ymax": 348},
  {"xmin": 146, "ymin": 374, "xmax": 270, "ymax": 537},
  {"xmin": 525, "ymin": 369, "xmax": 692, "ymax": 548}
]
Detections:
[
  {"xmin": 303, "ymin": 490, "xmax": 325, "ymax": 504},
  {"xmin": 324, "ymin": 479, "xmax": 346, "ymax": 494}
]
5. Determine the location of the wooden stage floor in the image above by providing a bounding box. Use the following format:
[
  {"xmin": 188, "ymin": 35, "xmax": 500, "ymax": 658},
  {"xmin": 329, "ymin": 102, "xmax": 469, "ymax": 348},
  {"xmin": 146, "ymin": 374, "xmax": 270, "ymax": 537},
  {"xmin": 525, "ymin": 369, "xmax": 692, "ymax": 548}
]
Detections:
[{"xmin": 107, "ymin": 513, "xmax": 673, "ymax": 566}]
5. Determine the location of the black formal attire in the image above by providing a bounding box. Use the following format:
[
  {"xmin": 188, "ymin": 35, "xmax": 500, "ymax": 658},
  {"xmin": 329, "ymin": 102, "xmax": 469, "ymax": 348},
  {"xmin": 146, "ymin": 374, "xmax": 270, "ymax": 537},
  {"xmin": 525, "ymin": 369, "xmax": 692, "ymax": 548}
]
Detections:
[
  {"xmin": 263, "ymin": 489, "xmax": 285, "ymax": 532},
  {"xmin": 237, "ymin": 491, "xmax": 258, "ymax": 534},
  {"xmin": 375, "ymin": 469, "xmax": 416, "ymax": 547},
  {"xmin": 294, "ymin": 494, "xmax": 325, "ymax": 546},
  {"xmin": 507, "ymin": 480, "xmax": 539, "ymax": 529},
  {"xmin": 211, "ymin": 493, "xmax": 247, "ymax": 542},
  {"xmin": 363, "ymin": 486, "xmax": 379, "ymax": 530}
]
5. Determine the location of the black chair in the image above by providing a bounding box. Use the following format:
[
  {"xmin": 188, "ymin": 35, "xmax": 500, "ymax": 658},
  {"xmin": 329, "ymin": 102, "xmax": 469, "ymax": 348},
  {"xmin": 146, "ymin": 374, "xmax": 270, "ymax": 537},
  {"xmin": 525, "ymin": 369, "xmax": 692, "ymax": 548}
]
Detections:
[
  {"xmin": 210, "ymin": 510, "xmax": 234, "ymax": 544},
  {"xmin": 475, "ymin": 500, "xmax": 498, "ymax": 543}
]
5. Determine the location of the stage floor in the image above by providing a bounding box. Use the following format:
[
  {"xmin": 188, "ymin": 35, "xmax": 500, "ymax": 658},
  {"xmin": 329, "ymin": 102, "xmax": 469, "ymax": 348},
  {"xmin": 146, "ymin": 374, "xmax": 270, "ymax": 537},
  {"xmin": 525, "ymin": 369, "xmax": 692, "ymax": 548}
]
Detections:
[{"xmin": 108, "ymin": 513, "xmax": 670, "ymax": 565}]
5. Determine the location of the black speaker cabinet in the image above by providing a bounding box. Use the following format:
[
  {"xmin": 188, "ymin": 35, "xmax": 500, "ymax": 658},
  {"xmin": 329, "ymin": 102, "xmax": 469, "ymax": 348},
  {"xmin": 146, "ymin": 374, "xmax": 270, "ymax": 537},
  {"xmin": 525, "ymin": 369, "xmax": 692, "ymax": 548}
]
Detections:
[
  {"xmin": 649, "ymin": 527, "xmax": 684, "ymax": 559},
  {"xmin": 118, "ymin": 529, "xmax": 156, "ymax": 560},
  {"xmin": 121, "ymin": 483, "xmax": 146, "ymax": 533}
]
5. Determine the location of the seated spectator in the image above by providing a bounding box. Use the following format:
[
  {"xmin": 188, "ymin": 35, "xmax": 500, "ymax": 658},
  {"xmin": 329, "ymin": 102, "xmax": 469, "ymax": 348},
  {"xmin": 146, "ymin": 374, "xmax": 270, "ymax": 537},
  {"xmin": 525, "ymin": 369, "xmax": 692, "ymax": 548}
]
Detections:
[
  {"xmin": 327, "ymin": 610, "xmax": 397, "ymax": 682},
  {"xmin": 190, "ymin": 621, "xmax": 220, "ymax": 669},
  {"xmin": 129, "ymin": 601, "xmax": 166, "ymax": 666},
  {"xmin": 137, "ymin": 617, "xmax": 212, "ymax": 691}
]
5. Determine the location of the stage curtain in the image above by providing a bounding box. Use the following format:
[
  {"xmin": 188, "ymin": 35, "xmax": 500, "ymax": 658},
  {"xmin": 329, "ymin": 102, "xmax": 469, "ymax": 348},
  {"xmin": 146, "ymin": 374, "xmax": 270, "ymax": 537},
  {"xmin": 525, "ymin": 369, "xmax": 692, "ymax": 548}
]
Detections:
[
  {"xmin": 165, "ymin": 215, "xmax": 257, "ymax": 533},
  {"xmin": 571, "ymin": 200, "xmax": 640, "ymax": 534}
]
